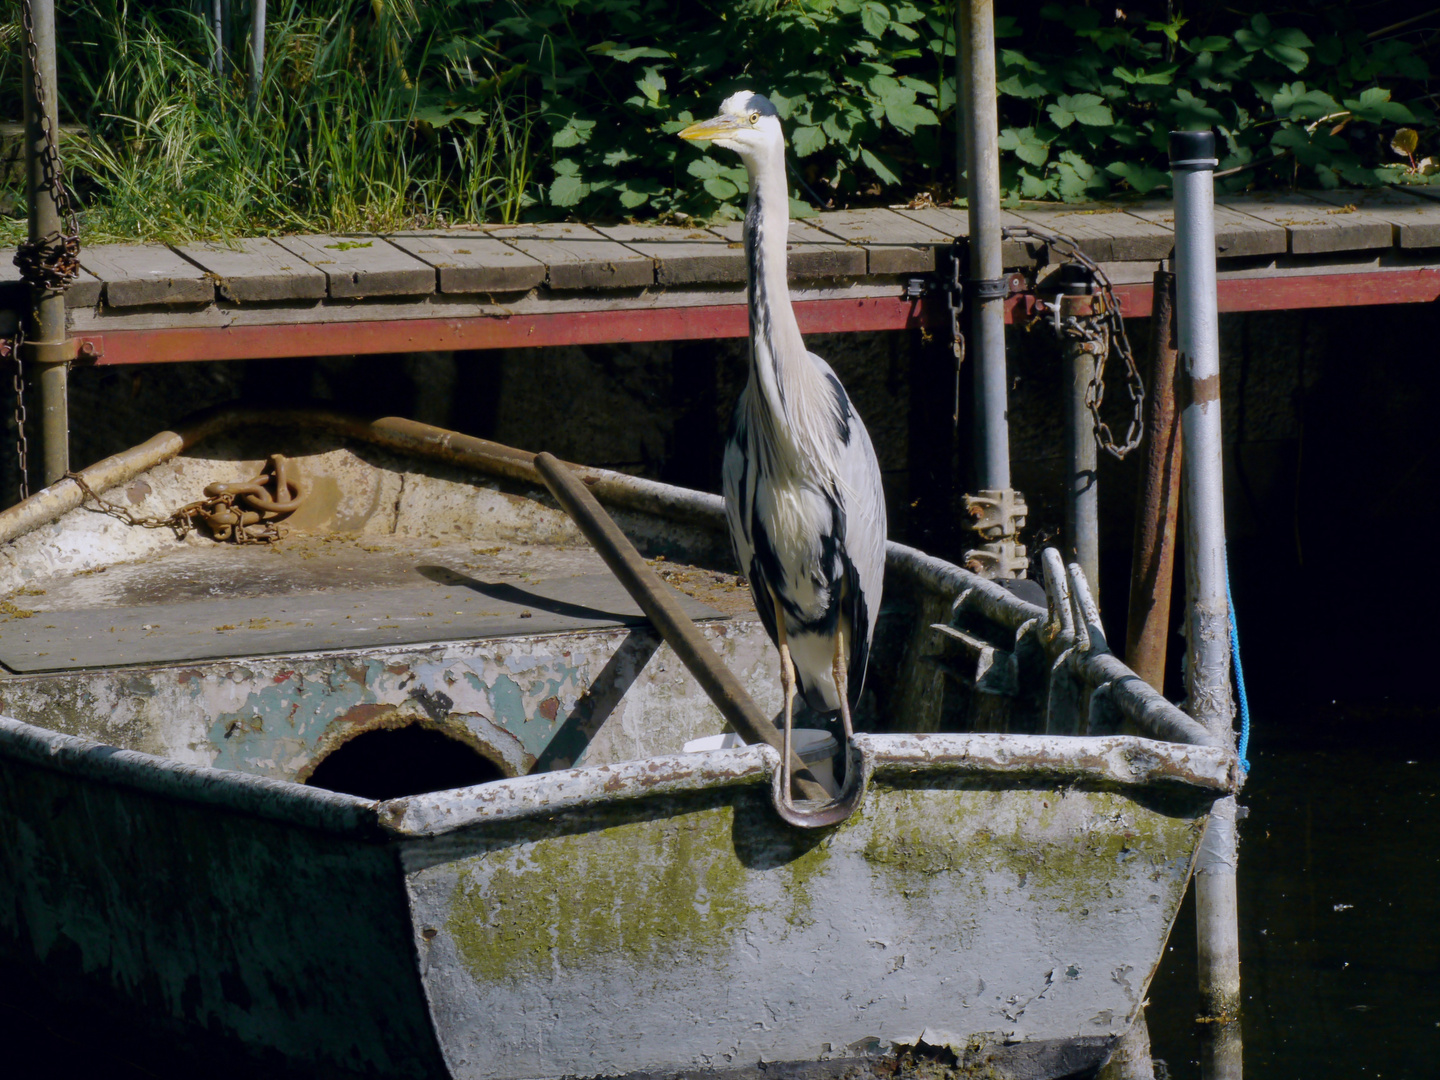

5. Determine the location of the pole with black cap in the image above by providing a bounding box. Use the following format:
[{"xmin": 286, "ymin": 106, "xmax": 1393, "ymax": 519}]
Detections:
[
  {"xmin": 1171, "ymin": 129, "xmax": 1243, "ymax": 1077},
  {"xmin": 957, "ymin": 0, "xmax": 1027, "ymax": 580}
]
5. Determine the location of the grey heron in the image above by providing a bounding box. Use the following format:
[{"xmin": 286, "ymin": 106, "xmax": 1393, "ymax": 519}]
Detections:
[{"xmin": 679, "ymin": 91, "xmax": 887, "ymax": 804}]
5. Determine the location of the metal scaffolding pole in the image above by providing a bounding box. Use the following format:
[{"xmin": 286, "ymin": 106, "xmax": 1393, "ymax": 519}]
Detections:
[
  {"xmin": 957, "ymin": 0, "xmax": 1026, "ymax": 579},
  {"xmin": 20, "ymin": 0, "xmax": 69, "ymax": 485},
  {"xmin": 1171, "ymin": 129, "xmax": 1243, "ymax": 1080},
  {"xmin": 1058, "ymin": 266, "xmax": 1100, "ymax": 598},
  {"xmin": 249, "ymin": 0, "xmax": 267, "ymax": 110},
  {"xmin": 958, "ymin": 0, "xmax": 1008, "ymax": 491}
]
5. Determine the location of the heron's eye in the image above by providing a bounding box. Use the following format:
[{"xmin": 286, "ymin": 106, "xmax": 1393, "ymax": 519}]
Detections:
[{"xmin": 749, "ymin": 112, "xmax": 760, "ymax": 125}]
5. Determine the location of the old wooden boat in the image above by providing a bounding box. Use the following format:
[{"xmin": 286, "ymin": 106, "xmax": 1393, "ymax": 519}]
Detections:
[{"xmin": 0, "ymin": 411, "xmax": 1235, "ymax": 1080}]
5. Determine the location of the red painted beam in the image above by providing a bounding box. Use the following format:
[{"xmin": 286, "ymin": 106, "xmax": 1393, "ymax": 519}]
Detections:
[
  {"xmin": 1107, "ymin": 268, "xmax": 1440, "ymax": 320},
  {"xmin": 72, "ymin": 268, "xmax": 1440, "ymax": 366},
  {"xmin": 88, "ymin": 296, "xmax": 930, "ymax": 366}
]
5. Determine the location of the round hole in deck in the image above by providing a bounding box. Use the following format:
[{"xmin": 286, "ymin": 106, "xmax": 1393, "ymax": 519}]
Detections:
[{"xmin": 305, "ymin": 725, "xmax": 505, "ymax": 800}]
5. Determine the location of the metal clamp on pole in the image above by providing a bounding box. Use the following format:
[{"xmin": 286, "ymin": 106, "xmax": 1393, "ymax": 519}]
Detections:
[
  {"xmin": 1172, "ymin": 127, "xmax": 1244, "ymax": 1077},
  {"xmin": 962, "ymin": 487, "xmax": 1028, "ymax": 579}
]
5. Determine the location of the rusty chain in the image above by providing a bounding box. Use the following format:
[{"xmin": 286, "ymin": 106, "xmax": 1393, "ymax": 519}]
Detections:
[
  {"xmin": 9, "ymin": 328, "xmax": 29, "ymax": 502},
  {"xmin": 9, "ymin": 0, "xmax": 82, "ymax": 504},
  {"xmin": 13, "ymin": 0, "xmax": 81, "ymax": 293},
  {"xmin": 944, "ymin": 244, "xmax": 966, "ymax": 423},
  {"xmin": 1003, "ymin": 225, "xmax": 1146, "ymax": 459},
  {"xmin": 67, "ymin": 455, "xmax": 308, "ymax": 543}
]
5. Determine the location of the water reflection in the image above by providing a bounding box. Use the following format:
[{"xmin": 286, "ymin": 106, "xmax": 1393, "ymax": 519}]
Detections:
[{"xmin": 1146, "ymin": 747, "xmax": 1440, "ymax": 1079}]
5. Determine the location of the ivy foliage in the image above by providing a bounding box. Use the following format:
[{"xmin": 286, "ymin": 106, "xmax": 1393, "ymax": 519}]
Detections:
[
  {"xmin": 8, "ymin": 1, "xmax": 1436, "ymax": 233},
  {"xmin": 424, "ymin": 0, "xmax": 954, "ymax": 219},
  {"xmin": 415, "ymin": 1, "xmax": 1440, "ymax": 219},
  {"xmin": 994, "ymin": 6, "xmax": 1437, "ymax": 200}
]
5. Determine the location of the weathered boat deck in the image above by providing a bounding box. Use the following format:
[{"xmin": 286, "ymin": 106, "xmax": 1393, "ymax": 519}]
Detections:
[{"xmin": 5, "ymin": 189, "xmax": 1440, "ymax": 365}]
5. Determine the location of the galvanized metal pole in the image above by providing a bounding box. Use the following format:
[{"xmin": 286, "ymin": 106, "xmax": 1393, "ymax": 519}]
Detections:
[
  {"xmin": 248, "ymin": 0, "xmax": 266, "ymax": 110},
  {"xmin": 959, "ymin": 0, "xmax": 1008, "ymax": 492},
  {"xmin": 1171, "ymin": 129, "xmax": 1242, "ymax": 1079},
  {"xmin": 957, "ymin": 0, "xmax": 1027, "ymax": 581},
  {"xmin": 1125, "ymin": 269, "xmax": 1183, "ymax": 690},
  {"xmin": 20, "ymin": 0, "xmax": 69, "ymax": 485},
  {"xmin": 1059, "ymin": 268, "xmax": 1100, "ymax": 599},
  {"xmin": 211, "ymin": 0, "xmax": 225, "ymax": 76}
]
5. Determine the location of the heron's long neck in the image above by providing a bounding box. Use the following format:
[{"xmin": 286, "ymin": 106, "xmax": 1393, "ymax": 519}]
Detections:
[{"xmin": 743, "ymin": 153, "xmax": 827, "ymax": 468}]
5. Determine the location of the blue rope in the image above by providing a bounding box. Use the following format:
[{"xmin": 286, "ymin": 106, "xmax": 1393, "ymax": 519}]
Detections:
[{"xmin": 1224, "ymin": 550, "xmax": 1252, "ymax": 774}]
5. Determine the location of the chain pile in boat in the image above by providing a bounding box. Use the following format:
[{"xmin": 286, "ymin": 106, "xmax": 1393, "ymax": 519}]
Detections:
[
  {"xmin": 1003, "ymin": 224, "xmax": 1146, "ymax": 459},
  {"xmin": 67, "ymin": 454, "xmax": 308, "ymax": 543}
]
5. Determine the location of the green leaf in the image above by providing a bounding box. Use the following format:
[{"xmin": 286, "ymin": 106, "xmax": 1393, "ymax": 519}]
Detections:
[
  {"xmin": 702, "ymin": 175, "xmax": 739, "ymax": 200},
  {"xmin": 550, "ymin": 174, "xmax": 588, "ymax": 207},
  {"xmin": 1048, "ymin": 93, "xmax": 1111, "ymax": 128},
  {"xmin": 1187, "ymin": 36, "xmax": 1231, "ymax": 54},
  {"xmin": 593, "ymin": 45, "xmax": 671, "ymax": 62},
  {"xmin": 1235, "ymin": 15, "xmax": 1312, "ymax": 73},
  {"xmin": 860, "ymin": 2, "xmax": 890, "ymax": 38},
  {"xmin": 687, "ymin": 157, "xmax": 725, "ymax": 180},
  {"xmin": 998, "ymin": 74, "xmax": 1048, "ymax": 99},
  {"xmin": 1106, "ymin": 161, "xmax": 1169, "ymax": 194},
  {"xmin": 1271, "ymin": 82, "xmax": 1340, "ymax": 121},
  {"xmin": 636, "ymin": 67, "xmax": 666, "ymax": 105},
  {"xmin": 885, "ymin": 99, "xmax": 938, "ymax": 135},
  {"xmin": 551, "ymin": 117, "xmax": 597, "ymax": 149},
  {"xmin": 860, "ymin": 147, "xmax": 901, "ymax": 185},
  {"xmin": 791, "ymin": 124, "xmax": 826, "ymax": 157},
  {"xmin": 998, "ymin": 126, "xmax": 1051, "ymax": 167},
  {"xmin": 1017, "ymin": 167, "xmax": 1055, "ymax": 199},
  {"xmin": 618, "ymin": 187, "xmax": 651, "ymax": 208},
  {"xmin": 1344, "ymin": 87, "xmax": 1417, "ymax": 124},
  {"xmin": 1170, "ymin": 89, "xmax": 1224, "ymax": 128}
]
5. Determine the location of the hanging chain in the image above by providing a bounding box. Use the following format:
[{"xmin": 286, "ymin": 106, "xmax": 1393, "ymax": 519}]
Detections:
[
  {"xmin": 9, "ymin": 0, "xmax": 82, "ymax": 504},
  {"xmin": 66, "ymin": 455, "xmax": 309, "ymax": 544},
  {"xmin": 1002, "ymin": 225, "xmax": 1146, "ymax": 459},
  {"xmin": 10, "ymin": 328, "xmax": 30, "ymax": 502},
  {"xmin": 13, "ymin": 0, "xmax": 82, "ymax": 293},
  {"xmin": 944, "ymin": 241, "xmax": 966, "ymax": 423}
]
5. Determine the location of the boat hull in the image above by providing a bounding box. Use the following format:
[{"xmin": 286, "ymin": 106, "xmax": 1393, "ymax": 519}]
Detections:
[{"xmin": 395, "ymin": 739, "xmax": 1218, "ymax": 1080}]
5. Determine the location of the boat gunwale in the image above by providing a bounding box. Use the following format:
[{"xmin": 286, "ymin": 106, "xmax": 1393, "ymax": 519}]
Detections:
[
  {"xmin": 0, "ymin": 713, "xmax": 382, "ymax": 838},
  {"xmin": 380, "ymin": 732, "xmax": 1234, "ymax": 837},
  {"xmin": 0, "ymin": 713, "xmax": 1233, "ymax": 843}
]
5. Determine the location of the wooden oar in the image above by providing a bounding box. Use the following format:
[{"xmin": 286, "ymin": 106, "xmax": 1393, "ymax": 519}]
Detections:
[{"xmin": 534, "ymin": 452, "xmax": 829, "ymax": 802}]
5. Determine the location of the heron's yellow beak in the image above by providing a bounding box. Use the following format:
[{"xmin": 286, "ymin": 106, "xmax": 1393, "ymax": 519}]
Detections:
[{"xmin": 678, "ymin": 115, "xmax": 743, "ymax": 141}]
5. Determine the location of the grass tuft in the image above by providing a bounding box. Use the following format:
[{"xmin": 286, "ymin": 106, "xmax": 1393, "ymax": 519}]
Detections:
[{"xmin": 0, "ymin": 0, "xmax": 537, "ymax": 246}]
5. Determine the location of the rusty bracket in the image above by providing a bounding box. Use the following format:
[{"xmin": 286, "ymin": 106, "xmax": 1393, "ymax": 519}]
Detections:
[{"xmin": 13, "ymin": 335, "xmax": 101, "ymax": 365}]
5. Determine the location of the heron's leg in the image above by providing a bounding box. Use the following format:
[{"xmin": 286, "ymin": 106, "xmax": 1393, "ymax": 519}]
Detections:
[
  {"xmin": 832, "ymin": 624, "xmax": 854, "ymax": 790},
  {"xmin": 772, "ymin": 589, "xmax": 797, "ymax": 806}
]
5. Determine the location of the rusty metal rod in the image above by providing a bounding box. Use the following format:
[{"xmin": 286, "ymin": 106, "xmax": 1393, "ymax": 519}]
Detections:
[
  {"xmin": 1125, "ymin": 269, "xmax": 1184, "ymax": 690},
  {"xmin": 533, "ymin": 451, "xmax": 828, "ymax": 802}
]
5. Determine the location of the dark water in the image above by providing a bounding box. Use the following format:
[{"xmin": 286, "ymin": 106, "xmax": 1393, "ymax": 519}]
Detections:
[{"xmin": 1144, "ymin": 732, "xmax": 1440, "ymax": 1079}]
